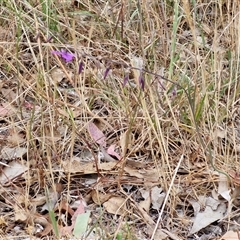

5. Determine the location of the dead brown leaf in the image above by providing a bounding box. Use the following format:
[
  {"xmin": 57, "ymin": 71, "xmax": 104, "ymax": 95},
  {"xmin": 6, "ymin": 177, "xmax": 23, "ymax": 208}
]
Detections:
[
  {"xmin": 124, "ymin": 166, "xmax": 144, "ymax": 178},
  {"xmin": 7, "ymin": 130, "xmax": 25, "ymax": 146},
  {"xmin": 88, "ymin": 122, "xmax": 106, "ymax": 147},
  {"xmin": 50, "ymin": 67, "xmax": 66, "ymax": 83},
  {"xmin": 36, "ymin": 221, "xmax": 52, "ymax": 237},
  {"xmin": 100, "ymin": 145, "xmax": 117, "ymax": 162},
  {"xmin": 62, "ymin": 160, "xmax": 119, "ymax": 174},
  {"xmin": 0, "ymin": 146, "xmax": 27, "ymax": 159},
  {"xmin": 60, "ymin": 199, "xmax": 86, "ymax": 237},
  {"xmin": 135, "ymin": 202, "xmax": 155, "ymax": 226},
  {"xmin": 220, "ymin": 230, "xmax": 240, "ymax": 240},
  {"xmin": 0, "ymin": 103, "xmax": 16, "ymax": 117},
  {"xmin": 107, "ymin": 144, "xmax": 121, "ymax": 160},
  {"xmin": 0, "ymin": 105, "xmax": 10, "ymax": 117},
  {"xmin": 57, "ymin": 107, "xmax": 82, "ymax": 119},
  {"xmin": 139, "ymin": 196, "xmax": 151, "ymax": 214},
  {"xmin": 14, "ymin": 205, "xmax": 28, "ymax": 222},
  {"xmin": 0, "ymin": 161, "xmax": 28, "ymax": 184},
  {"xmin": 91, "ymin": 189, "xmax": 113, "ymax": 205},
  {"xmin": 30, "ymin": 195, "xmax": 47, "ymax": 207},
  {"xmin": 58, "ymin": 199, "xmax": 75, "ymax": 217},
  {"xmin": 103, "ymin": 196, "xmax": 126, "ymax": 215},
  {"xmin": 151, "ymin": 186, "xmax": 166, "ymax": 210}
]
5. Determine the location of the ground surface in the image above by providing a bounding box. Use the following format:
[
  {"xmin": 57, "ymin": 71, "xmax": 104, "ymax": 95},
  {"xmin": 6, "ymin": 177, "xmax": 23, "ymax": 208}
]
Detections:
[{"xmin": 0, "ymin": 1, "xmax": 240, "ymax": 239}]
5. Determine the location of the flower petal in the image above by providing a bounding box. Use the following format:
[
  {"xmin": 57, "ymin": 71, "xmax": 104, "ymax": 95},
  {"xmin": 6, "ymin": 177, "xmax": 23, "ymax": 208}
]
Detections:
[
  {"xmin": 123, "ymin": 73, "xmax": 129, "ymax": 87},
  {"xmin": 51, "ymin": 50, "xmax": 62, "ymax": 56},
  {"xmin": 51, "ymin": 50, "xmax": 75, "ymax": 62},
  {"xmin": 78, "ymin": 61, "xmax": 84, "ymax": 74},
  {"xmin": 61, "ymin": 51, "xmax": 75, "ymax": 62},
  {"xmin": 139, "ymin": 72, "xmax": 145, "ymax": 90},
  {"xmin": 103, "ymin": 67, "xmax": 110, "ymax": 79}
]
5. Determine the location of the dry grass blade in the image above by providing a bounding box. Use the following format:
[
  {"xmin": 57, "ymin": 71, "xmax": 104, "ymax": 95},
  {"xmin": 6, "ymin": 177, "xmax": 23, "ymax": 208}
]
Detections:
[{"xmin": 151, "ymin": 154, "xmax": 183, "ymax": 240}]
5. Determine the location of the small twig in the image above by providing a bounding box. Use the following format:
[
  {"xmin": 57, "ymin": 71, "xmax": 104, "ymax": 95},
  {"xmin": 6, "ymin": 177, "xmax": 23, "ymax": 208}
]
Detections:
[
  {"xmin": 150, "ymin": 154, "xmax": 184, "ymax": 240},
  {"xmin": 75, "ymin": 131, "xmax": 101, "ymax": 177}
]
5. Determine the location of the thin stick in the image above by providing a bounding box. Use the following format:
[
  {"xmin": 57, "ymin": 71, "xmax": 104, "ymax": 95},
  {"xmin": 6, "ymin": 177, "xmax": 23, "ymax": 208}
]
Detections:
[{"xmin": 150, "ymin": 154, "xmax": 184, "ymax": 240}]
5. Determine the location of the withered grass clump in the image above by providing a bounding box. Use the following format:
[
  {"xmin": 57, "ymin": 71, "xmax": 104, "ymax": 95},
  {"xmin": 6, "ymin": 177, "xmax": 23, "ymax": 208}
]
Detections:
[{"xmin": 0, "ymin": 0, "xmax": 240, "ymax": 239}]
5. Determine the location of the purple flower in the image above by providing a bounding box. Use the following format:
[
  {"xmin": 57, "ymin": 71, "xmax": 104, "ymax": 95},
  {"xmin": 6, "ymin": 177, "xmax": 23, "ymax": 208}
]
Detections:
[
  {"xmin": 78, "ymin": 61, "xmax": 84, "ymax": 74},
  {"xmin": 34, "ymin": 33, "xmax": 40, "ymax": 40},
  {"xmin": 139, "ymin": 72, "xmax": 145, "ymax": 90},
  {"xmin": 46, "ymin": 36, "xmax": 53, "ymax": 43},
  {"xmin": 103, "ymin": 67, "xmax": 110, "ymax": 79},
  {"xmin": 123, "ymin": 73, "xmax": 129, "ymax": 87},
  {"xmin": 51, "ymin": 49, "xmax": 75, "ymax": 62},
  {"xmin": 172, "ymin": 86, "xmax": 177, "ymax": 97}
]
